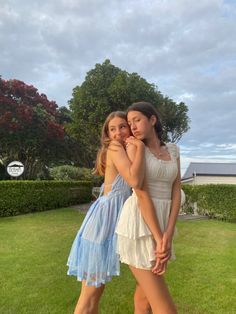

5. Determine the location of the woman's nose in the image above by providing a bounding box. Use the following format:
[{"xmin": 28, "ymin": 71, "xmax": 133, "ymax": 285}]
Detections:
[
  {"xmin": 115, "ymin": 129, "xmax": 121, "ymax": 136},
  {"xmin": 131, "ymin": 123, "xmax": 136, "ymax": 130}
]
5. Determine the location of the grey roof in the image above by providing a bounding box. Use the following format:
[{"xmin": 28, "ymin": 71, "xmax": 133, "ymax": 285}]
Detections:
[{"xmin": 182, "ymin": 162, "xmax": 236, "ymax": 179}]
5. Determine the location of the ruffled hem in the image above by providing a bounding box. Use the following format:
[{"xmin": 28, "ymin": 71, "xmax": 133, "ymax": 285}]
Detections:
[
  {"xmin": 67, "ymin": 236, "xmax": 120, "ymax": 287},
  {"xmin": 116, "ymin": 195, "xmax": 152, "ymax": 239},
  {"xmin": 67, "ymin": 270, "xmax": 119, "ymax": 287},
  {"xmin": 117, "ymin": 234, "xmax": 176, "ymax": 270},
  {"xmin": 117, "ymin": 234, "xmax": 155, "ymax": 269}
]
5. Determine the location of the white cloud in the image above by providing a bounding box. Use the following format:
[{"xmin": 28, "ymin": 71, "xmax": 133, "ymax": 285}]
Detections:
[{"xmin": 0, "ymin": 0, "xmax": 236, "ymax": 170}]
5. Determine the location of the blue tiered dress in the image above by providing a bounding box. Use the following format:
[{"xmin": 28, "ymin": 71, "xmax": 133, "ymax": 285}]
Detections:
[{"xmin": 67, "ymin": 175, "xmax": 131, "ymax": 287}]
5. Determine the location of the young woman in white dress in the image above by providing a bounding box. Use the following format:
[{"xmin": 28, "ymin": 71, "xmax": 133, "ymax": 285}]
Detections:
[{"xmin": 116, "ymin": 102, "xmax": 181, "ymax": 314}]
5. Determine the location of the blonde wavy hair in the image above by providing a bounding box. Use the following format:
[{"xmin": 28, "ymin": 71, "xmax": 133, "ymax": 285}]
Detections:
[{"xmin": 93, "ymin": 111, "xmax": 128, "ymax": 176}]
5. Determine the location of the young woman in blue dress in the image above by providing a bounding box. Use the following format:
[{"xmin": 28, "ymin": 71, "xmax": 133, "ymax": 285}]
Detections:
[{"xmin": 67, "ymin": 110, "xmax": 168, "ymax": 314}]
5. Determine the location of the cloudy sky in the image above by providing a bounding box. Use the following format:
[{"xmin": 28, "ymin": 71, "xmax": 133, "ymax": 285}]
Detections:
[{"xmin": 1, "ymin": 0, "xmax": 236, "ymax": 176}]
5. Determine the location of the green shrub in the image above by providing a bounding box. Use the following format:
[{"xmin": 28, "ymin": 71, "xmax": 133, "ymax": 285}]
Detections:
[
  {"xmin": 49, "ymin": 165, "xmax": 102, "ymax": 186},
  {"xmin": 0, "ymin": 163, "xmax": 10, "ymax": 180},
  {"xmin": 181, "ymin": 185, "xmax": 197, "ymax": 214},
  {"xmin": 0, "ymin": 180, "xmax": 92, "ymax": 217},
  {"xmin": 182, "ymin": 184, "xmax": 236, "ymax": 221}
]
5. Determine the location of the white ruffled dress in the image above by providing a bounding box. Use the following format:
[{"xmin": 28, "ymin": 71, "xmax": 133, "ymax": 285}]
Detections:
[{"xmin": 116, "ymin": 143, "xmax": 179, "ymax": 270}]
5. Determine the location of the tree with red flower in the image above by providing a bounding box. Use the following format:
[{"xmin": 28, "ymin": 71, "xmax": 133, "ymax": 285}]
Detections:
[{"xmin": 0, "ymin": 78, "xmax": 66, "ymax": 179}]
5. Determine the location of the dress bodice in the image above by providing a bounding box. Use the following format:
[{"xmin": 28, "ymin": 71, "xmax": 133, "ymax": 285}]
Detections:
[
  {"xmin": 144, "ymin": 143, "xmax": 179, "ymax": 200},
  {"xmin": 100, "ymin": 174, "xmax": 130, "ymax": 198}
]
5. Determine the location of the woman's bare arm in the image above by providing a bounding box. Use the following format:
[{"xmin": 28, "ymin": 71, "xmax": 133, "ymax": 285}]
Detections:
[
  {"xmin": 134, "ymin": 184, "xmax": 163, "ymax": 244},
  {"xmin": 108, "ymin": 139, "xmax": 145, "ymax": 188},
  {"xmin": 166, "ymin": 157, "xmax": 181, "ymax": 238},
  {"xmin": 125, "ymin": 143, "xmax": 163, "ymax": 245}
]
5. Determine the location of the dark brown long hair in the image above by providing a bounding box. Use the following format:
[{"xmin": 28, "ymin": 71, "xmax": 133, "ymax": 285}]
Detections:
[
  {"xmin": 127, "ymin": 101, "xmax": 164, "ymax": 145},
  {"xmin": 93, "ymin": 111, "xmax": 127, "ymax": 176}
]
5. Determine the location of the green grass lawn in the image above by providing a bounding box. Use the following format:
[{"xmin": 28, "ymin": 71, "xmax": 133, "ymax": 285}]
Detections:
[{"xmin": 0, "ymin": 208, "xmax": 236, "ymax": 314}]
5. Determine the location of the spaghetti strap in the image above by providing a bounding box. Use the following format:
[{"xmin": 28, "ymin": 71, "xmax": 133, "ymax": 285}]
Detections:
[{"xmin": 98, "ymin": 183, "xmax": 104, "ymax": 197}]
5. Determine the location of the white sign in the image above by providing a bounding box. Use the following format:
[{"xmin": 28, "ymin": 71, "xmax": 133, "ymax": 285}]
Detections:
[{"xmin": 7, "ymin": 161, "xmax": 24, "ymax": 177}]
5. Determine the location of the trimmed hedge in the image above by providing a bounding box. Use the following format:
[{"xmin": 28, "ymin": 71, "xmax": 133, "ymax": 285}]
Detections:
[
  {"xmin": 0, "ymin": 180, "xmax": 92, "ymax": 217},
  {"xmin": 182, "ymin": 184, "xmax": 236, "ymax": 222}
]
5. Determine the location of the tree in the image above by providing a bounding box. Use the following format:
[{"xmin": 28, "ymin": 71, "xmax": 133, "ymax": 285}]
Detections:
[
  {"xmin": 56, "ymin": 106, "xmax": 72, "ymax": 125},
  {"xmin": 69, "ymin": 59, "xmax": 190, "ymax": 167},
  {"xmin": 0, "ymin": 78, "xmax": 66, "ymax": 179},
  {"xmin": 160, "ymin": 99, "xmax": 190, "ymax": 142}
]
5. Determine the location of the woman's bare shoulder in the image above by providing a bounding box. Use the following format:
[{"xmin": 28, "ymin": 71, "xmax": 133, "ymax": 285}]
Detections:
[
  {"xmin": 109, "ymin": 140, "xmax": 123, "ymax": 147},
  {"xmin": 108, "ymin": 140, "xmax": 124, "ymax": 153}
]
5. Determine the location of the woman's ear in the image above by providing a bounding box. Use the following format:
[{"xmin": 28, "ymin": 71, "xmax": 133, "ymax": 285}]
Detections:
[{"xmin": 150, "ymin": 115, "xmax": 157, "ymax": 126}]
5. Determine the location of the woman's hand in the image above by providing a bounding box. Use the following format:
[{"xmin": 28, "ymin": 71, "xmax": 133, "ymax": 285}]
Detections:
[
  {"xmin": 156, "ymin": 232, "xmax": 172, "ymax": 264},
  {"xmin": 152, "ymin": 257, "xmax": 167, "ymax": 275},
  {"xmin": 152, "ymin": 233, "xmax": 173, "ymax": 274},
  {"xmin": 152, "ymin": 241, "xmax": 168, "ymax": 275},
  {"xmin": 125, "ymin": 136, "xmax": 144, "ymax": 148}
]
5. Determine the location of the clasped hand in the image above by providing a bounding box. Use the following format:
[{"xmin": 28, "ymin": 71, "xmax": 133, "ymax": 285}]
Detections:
[{"xmin": 152, "ymin": 232, "xmax": 172, "ymax": 275}]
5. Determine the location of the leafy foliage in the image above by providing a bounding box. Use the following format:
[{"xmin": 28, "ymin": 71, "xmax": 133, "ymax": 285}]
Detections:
[
  {"xmin": 69, "ymin": 59, "xmax": 190, "ymax": 167},
  {"xmin": 0, "ymin": 78, "xmax": 66, "ymax": 179},
  {"xmin": 182, "ymin": 184, "xmax": 236, "ymax": 221},
  {"xmin": 49, "ymin": 165, "xmax": 102, "ymax": 185}
]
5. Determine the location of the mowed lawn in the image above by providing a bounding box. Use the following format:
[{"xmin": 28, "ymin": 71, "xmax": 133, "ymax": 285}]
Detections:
[{"xmin": 0, "ymin": 208, "xmax": 236, "ymax": 314}]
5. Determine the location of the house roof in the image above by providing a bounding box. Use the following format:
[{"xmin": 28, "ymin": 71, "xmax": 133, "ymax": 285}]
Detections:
[{"xmin": 182, "ymin": 162, "xmax": 236, "ymax": 180}]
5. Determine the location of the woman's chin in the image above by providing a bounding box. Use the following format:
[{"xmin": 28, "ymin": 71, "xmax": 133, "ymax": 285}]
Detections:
[{"xmin": 133, "ymin": 134, "xmax": 144, "ymax": 140}]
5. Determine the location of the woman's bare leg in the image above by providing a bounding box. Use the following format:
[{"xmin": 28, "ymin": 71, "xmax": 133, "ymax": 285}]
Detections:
[
  {"xmin": 74, "ymin": 281, "xmax": 105, "ymax": 314},
  {"xmin": 130, "ymin": 266, "xmax": 177, "ymax": 314},
  {"xmin": 134, "ymin": 283, "xmax": 152, "ymax": 314}
]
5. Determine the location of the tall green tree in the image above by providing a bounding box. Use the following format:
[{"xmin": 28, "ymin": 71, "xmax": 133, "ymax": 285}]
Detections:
[{"xmin": 69, "ymin": 59, "xmax": 190, "ymax": 167}]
